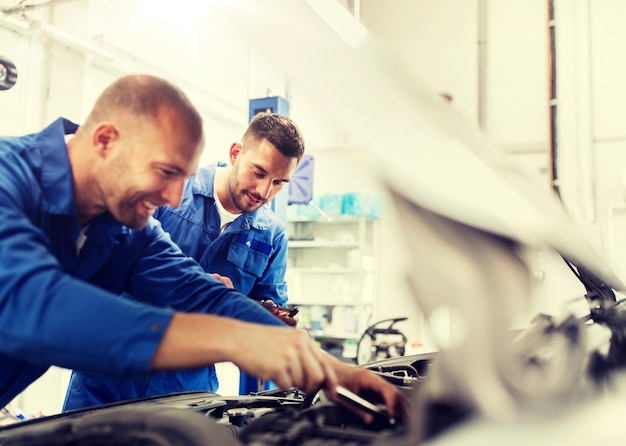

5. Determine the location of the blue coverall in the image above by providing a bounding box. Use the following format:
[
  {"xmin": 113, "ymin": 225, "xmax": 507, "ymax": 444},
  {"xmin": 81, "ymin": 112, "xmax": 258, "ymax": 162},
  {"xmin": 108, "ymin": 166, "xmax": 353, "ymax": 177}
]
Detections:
[
  {"xmin": 156, "ymin": 163, "xmax": 289, "ymax": 305},
  {"xmin": 0, "ymin": 118, "xmax": 284, "ymax": 410},
  {"xmin": 151, "ymin": 163, "xmax": 290, "ymax": 395}
]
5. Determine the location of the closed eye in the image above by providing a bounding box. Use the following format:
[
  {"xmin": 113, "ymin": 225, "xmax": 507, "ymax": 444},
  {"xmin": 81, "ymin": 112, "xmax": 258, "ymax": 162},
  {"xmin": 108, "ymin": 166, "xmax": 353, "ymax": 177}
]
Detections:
[{"xmin": 160, "ymin": 169, "xmax": 176, "ymax": 178}]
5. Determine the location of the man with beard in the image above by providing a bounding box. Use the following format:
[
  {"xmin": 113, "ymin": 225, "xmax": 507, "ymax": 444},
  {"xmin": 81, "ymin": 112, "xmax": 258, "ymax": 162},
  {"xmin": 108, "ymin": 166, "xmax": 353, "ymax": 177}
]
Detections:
[
  {"xmin": 0, "ymin": 74, "xmax": 406, "ymax": 423},
  {"xmin": 160, "ymin": 111, "xmax": 301, "ymax": 312},
  {"xmin": 64, "ymin": 112, "xmax": 304, "ymax": 408}
]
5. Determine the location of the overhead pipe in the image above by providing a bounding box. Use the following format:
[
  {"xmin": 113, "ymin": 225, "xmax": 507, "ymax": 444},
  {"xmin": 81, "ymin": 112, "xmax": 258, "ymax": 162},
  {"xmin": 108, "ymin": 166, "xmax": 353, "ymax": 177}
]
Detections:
[
  {"xmin": 353, "ymin": 0, "xmax": 361, "ymax": 21},
  {"xmin": 547, "ymin": 0, "xmax": 597, "ymax": 226},
  {"xmin": 0, "ymin": 12, "xmax": 32, "ymax": 34},
  {"xmin": 547, "ymin": 0, "xmax": 559, "ymax": 199},
  {"xmin": 477, "ymin": 0, "xmax": 487, "ymax": 129},
  {"xmin": 0, "ymin": 14, "xmax": 114, "ymax": 61},
  {"xmin": 0, "ymin": 14, "xmax": 245, "ymax": 127},
  {"xmin": 90, "ymin": 36, "xmax": 246, "ymax": 126},
  {"xmin": 39, "ymin": 23, "xmax": 115, "ymax": 62}
]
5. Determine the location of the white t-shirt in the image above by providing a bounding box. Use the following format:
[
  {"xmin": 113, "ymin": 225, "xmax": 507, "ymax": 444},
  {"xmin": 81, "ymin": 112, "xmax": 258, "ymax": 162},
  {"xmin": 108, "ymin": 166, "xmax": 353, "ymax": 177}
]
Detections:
[
  {"xmin": 214, "ymin": 169, "xmax": 240, "ymax": 233},
  {"xmin": 76, "ymin": 225, "xmax": 89, "ymax": 255}
]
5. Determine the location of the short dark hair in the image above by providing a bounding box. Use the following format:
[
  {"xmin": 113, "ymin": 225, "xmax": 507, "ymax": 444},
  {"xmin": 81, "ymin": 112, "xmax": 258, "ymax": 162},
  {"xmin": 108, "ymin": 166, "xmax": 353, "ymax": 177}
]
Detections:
[{"xmin": 242, "ymin": 112, "xmax": 305, "ymax": 162}]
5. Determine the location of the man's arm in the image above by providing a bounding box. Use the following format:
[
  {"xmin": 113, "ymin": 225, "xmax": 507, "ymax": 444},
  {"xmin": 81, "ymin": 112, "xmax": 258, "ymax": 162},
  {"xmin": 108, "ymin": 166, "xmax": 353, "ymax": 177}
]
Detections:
[
  {"xmin": 152, "ymin": 312, "xmax": 407, "ymax": 422},
  {"xmin": 151, "ymin": 312, "xmax": 333, "ymax": 392},
  {"xmin": 209, "ymin": 272, "xmax": 234, "ymax": 288},
  {"xmin": 126, "ymin": 221, "xmax": 288, "ymax": 327}
]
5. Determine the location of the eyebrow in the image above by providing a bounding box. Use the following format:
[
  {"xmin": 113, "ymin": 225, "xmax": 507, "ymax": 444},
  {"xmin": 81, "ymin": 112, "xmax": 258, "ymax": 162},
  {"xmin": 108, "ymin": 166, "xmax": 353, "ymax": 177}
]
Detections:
[
  {"xmin": 253, "ymin": 164, "xmax": 290, "ymax": 183},
  {"xmin": 155, "ymin": 163, "xmax": 188, "ymax": 176}
]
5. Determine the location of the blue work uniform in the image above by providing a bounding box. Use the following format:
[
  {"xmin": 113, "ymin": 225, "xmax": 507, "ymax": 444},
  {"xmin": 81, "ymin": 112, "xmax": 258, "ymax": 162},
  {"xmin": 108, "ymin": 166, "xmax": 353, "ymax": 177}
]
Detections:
[
  {"xmin": 156, "ymin": 163, "xmax": 289, "ymax": 304},
  {"xmin": 0, "ymin": 118, "xmax": 284, "ymax": 410},
  {"xmin": 145, "ymin": 163, "xmax": 289, "ymax": 395}
]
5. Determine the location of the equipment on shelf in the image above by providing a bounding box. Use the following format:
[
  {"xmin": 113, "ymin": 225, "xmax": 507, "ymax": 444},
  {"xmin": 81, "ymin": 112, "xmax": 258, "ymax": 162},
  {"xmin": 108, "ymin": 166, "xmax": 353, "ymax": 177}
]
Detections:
[
  {"xmin": 356, "ymin": 317, "xmax": 408, "ymax": 365},
  {"xmin": 0, "ymin": 56, "xmax": 18, "ymax": 91},
  {"xmin": 288, "ymin": 154, "xmax": 314, "ymax": 206},
  {"xmin": 287, "ymin": 155, "xmax": 331, "ymax": 221}
]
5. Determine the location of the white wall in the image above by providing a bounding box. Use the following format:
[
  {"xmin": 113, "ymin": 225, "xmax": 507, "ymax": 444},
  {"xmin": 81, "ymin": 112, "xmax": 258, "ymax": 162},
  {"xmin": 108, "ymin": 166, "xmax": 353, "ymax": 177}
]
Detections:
[
  {"xmin": 0, "ymin": 27, "xmax": 46, "ymax": 135},
  {"xmin": 359, "ymin": 0, "xmax": 626, "ymax": 308},
  {"xmin": 587, "ymin": 0, "xmax": 626, "ymax": 281},
  {"xmin": 3, "ymin": 0, "xmax": 626, "ymax": 416}
]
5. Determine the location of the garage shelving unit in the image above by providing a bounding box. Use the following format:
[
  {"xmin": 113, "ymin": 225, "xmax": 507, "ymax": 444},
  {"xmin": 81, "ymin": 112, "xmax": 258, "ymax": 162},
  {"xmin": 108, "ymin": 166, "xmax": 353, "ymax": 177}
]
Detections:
[{"xmin": 285, "ymin": 215, "xmax": 379, "ymax": 360}]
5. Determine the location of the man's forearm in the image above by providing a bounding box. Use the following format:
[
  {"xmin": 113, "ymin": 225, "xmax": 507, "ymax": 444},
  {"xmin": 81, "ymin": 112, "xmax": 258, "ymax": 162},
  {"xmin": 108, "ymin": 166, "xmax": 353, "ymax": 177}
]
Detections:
[
  {"xmin": 149, "ymin": 312, "xmax": 330, "ymax": 393},
  {"xmin": 150, "ymin": 312, "xmax": 239, "ymax": 369}
]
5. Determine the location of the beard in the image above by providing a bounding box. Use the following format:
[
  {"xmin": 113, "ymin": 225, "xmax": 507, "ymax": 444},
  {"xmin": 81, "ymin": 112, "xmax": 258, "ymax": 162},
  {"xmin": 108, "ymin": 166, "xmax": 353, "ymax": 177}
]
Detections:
[
  {"xmin": 113, "ymin": 201, "xmax": 152, "ymax": 229},
  {"xmin": 110, "ymin": 197, "xmax": 152, "ymax": 229},
  {"xmin": 228, "ymin": 165, "xmax": 267, "ymax": 214},
  {"xmin": 229, "ymin": 187, "xmax": 267, "ymax": 214},
  {"xmin": 99, "ymin": 156, "xmax": 154, "ymax": 229}
]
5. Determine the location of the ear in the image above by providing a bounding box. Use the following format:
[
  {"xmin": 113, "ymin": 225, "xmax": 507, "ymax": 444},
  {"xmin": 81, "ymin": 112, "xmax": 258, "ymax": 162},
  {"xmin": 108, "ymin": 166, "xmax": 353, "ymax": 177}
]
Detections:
[
  {"xmin": 229, "ymin": 142, "xmax": 242, "ymax": 164},
  {"xmin": 92, "ymin": 122, "xmax": 119, "ymax": 158}
]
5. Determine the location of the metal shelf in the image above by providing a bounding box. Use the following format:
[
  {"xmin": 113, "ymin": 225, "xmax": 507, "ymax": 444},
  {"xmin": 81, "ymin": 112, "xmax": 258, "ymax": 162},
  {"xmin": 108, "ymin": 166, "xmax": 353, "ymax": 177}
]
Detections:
[
  {"xmin": 289, "ymin": 267, "xmax": 364, "ymax": 274},
  {"xmin": 287, "ymin": 241, "xmax": 360, "ymax": 248},
  {"xmin": 288, "ymin": 215, "xmax": 376, "ymax": 224},
  {"xmin": 287, "ymin": 214, "xmax": 379, "ymax": 352}
]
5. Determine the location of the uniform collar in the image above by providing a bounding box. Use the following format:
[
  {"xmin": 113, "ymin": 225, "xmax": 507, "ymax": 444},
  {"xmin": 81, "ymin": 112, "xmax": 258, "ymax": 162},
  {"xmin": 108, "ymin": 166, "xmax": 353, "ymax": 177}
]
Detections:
[
  {"xmin": 191, "ymin": 161, "xmax": 224, "ymax": 198},
  {"xmin": 39, "ymin": 118, "xmax": 130, "ymax": 238},
  {"xmin": 38, "ymin": 118, "xmax": 79, "ymax": 216}
]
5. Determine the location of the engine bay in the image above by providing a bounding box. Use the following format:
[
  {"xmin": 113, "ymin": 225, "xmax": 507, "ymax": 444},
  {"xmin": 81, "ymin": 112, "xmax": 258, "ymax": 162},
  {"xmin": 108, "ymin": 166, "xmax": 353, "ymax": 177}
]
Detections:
[{"xmin": 0, "ymin": 354, "xmax": 432, "ymax": 445}]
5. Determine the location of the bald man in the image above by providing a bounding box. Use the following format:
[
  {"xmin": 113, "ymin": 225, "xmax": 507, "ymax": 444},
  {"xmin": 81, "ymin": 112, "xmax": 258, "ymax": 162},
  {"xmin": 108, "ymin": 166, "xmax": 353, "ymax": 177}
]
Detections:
[{"xmin": 0, "ymin": 74, "xmax": 406, "ymax": 423}]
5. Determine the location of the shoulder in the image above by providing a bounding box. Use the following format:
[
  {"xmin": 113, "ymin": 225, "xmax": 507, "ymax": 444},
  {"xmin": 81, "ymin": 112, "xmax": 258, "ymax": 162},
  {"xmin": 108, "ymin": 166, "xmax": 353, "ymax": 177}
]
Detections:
[
  {"xmin": 125, "ymin": 217, "xmax": 179, "ymax": 251},
  {"xmin": 190, "ymin": 163, "xmax": 224, "ymax": 197},
  {"xmin": 251, "ymin": 206, "xmax": 286, "ymax": 233},
  {"xmin": 154, "ymin": 164, "xmax": 220, "ymax": 220}
]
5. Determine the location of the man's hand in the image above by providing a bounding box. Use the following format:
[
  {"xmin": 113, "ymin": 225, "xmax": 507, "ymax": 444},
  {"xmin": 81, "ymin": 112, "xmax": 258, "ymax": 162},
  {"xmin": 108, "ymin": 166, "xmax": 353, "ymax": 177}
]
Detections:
[
  {"xmin": 260, "ymin": 299, "xmax": 299, "ymax": 327},
  {"xmin": 210, "ymin": 273, "xmax": 234, "ymax": 289},
  {"xmin": 229, "ymin": 323, "xmax": 336, "ymax": 393},
  {"xmin": 153, "ymin": 313, "xmax": 407, "ymax": 423},
  {"xmin": 235, "ymin": 328, "xmax": 409, "ymax": 423},
  {"xmin": 323, "ymin": 356, "xmax": 410, "ymax": 424}
]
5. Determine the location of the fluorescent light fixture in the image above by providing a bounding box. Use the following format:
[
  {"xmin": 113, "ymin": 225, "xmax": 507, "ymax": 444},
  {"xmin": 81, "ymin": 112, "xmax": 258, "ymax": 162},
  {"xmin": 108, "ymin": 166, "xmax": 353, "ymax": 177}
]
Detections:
[{"xmin": 305, "ymin": 0, "xmax": 368, "ymax": 48}]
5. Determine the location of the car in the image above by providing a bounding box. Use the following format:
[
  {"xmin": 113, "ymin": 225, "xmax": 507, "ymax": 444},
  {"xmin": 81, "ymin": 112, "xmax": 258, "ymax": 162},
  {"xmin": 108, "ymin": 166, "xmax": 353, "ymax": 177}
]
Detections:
[
  {"xmin": 3, "ymin": 2, "xmax": 626, "ymax": 442},
  {"xmin": 0, "ymin": 351, "xmax": 433, "ymax": 445}
]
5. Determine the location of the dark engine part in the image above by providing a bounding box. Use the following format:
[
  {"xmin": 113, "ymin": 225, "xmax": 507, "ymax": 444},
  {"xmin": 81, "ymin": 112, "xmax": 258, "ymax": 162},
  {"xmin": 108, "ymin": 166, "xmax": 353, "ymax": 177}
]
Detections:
[
  {"xmin": 0, "ymin": 355, "xmax": 432, "ymax": 445},
  {"xmin": 238, "ymin": 405, "xmax": 397, "ymax": 446},
  {"xmin": 0, "ymin": 405, "xmax": 240, "ymax": 446}
]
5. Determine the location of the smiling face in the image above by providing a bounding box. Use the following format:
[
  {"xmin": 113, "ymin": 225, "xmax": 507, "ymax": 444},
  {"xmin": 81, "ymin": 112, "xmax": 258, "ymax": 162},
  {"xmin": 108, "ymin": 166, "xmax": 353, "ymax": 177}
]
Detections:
[
  {"xmin": 96, "ymin": 106, "xmax": 203, "ymax": 229},
  {"xmin": 226, "ymin": 138, "xmax": 298, "ymax": 214}
]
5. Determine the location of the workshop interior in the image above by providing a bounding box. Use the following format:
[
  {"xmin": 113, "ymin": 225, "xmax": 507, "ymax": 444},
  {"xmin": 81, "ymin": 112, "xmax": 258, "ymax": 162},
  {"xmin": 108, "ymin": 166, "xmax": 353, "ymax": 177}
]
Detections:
[{"xmin": 3, "ymin": 0, "xmax": 626, "ymax": 444}]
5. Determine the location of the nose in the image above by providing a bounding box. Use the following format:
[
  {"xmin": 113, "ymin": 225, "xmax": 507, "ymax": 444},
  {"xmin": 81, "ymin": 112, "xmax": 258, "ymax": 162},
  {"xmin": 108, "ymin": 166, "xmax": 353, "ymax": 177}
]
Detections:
[
  {"xmin": 162, "ymin": 178, "xmax": 186, "ymax": 208},
  {"xmin": 257, "ymin": 178, "xmax": 273, "ymax": 199}
]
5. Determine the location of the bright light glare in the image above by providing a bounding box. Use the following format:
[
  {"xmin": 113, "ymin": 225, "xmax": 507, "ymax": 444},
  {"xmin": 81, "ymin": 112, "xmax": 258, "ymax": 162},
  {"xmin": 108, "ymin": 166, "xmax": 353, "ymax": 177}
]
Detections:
[
  {"xmin": 305, "ymin": 0, "xmax": 368, "ymax": 48},
  {"xmin": 136, "ymin": 0, "xmax": 230, "ymax": 35}
]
